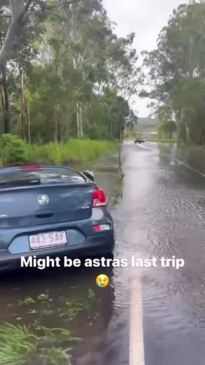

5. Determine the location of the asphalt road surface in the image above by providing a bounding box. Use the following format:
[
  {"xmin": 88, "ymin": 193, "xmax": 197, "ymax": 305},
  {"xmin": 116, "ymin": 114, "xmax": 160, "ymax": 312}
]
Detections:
[{"xmin": 119, "ymin": 142, "xmax": 205, "ymax": 365}]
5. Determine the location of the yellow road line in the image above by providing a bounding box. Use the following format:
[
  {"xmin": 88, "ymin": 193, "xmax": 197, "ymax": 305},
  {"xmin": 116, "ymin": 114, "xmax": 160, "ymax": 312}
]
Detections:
[{"xmin": 129, "ymin": 273, "xmax": 145, "ymax": 365}]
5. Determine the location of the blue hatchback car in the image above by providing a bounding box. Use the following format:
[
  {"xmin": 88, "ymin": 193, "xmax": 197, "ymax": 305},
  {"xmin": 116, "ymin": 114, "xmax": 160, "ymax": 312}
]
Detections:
[{"xmin": 0, "ymin": 165, "xmax": 114, "ymax": 270}]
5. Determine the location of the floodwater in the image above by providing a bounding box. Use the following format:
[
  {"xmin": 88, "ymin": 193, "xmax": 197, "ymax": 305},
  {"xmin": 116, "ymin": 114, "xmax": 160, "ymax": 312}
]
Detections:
[
  {"xmin": 121, "ymin": 142, "xmax": 205, "ymax": 365},
  {"xmin": 0, "ymin": 151, "xmax": 128, "ymax": 365},
  {"xmin": 1, "ymin": 143, "xmax": 205, "ymax": 365}
]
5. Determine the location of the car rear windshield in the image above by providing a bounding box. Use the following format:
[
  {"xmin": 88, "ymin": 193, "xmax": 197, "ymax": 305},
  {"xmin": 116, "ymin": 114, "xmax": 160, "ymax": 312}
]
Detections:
[{"xmin": 0, "ymin": 167, "xmax": 85, "ymax": 189}]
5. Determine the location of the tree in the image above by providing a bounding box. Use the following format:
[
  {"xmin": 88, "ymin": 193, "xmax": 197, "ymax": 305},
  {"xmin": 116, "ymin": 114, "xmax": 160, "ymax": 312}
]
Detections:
[
  {"xmin": 0, "ymin": 0, "xmax": 138, "ymax": 141},
  {"xmin": 140, "ymin": 2, "xmax": 205, "ymax": 144},
  {"xmin": 0, "ymin": 0, "xmax": 81, "ymax": 68},
  {"xmin": 0, "ymin": 0, "xmax": 32, "ymax": 68}
]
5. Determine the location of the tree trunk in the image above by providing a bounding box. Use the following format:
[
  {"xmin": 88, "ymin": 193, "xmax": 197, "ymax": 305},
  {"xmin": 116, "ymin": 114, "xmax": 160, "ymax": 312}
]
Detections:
[
  {"xmin": 0, "ymin": 1, "xmax": 30, "ymax": 69},
  {"xmin": 19, "ymin": 68, "xmax": 26, "ymax": 140},
  {"xmin": 110, "ymin": 121, "xmax": 113, "ymax": 138},
  {"xmin": 54, "ymin": 105, "xmax": 58, "ymax": 142},
  {"xmin": 0, "ymin": 88, "xmax": 5, "ymax": 111},
  {"xmin": 76, "ymin": 101, "xmax": 80, "ymax": 138},
  {"xmin": 27, "ymin": 100, "xmax": 31, "ymax": 144},
  {"xmin": 76, "ymin": 101, "xmax": 84, "ymax": 138},
  {"xmin": 79, "ymin": 103, "xmax": 83, "ymax": 137},
  {"xmin": 1, "ymin": 65, "xmax": 10, "ymax": 133},
  {"xmin": 73, "ymin": 52, "xmax": 84, "ymax": 138},
  {"xmin": 0, "ymin": 88, "xmax": 5, "ymax": 133}
]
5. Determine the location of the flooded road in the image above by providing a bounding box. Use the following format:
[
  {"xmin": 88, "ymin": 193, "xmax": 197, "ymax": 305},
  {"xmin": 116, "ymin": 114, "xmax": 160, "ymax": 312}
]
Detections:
[
  {"xmin": 1, "ymin": 143, "xmax": 205, "ymax": 365},
  {"xmin": 121, "ymin": 142, "xmax": 205, "ymax": 365}
]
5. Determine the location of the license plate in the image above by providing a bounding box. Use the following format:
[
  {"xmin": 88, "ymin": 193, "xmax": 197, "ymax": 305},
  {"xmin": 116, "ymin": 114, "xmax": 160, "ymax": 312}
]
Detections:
[{"xmin": 29, "ymin": 231, "xmax": 67, "ymax": 250}]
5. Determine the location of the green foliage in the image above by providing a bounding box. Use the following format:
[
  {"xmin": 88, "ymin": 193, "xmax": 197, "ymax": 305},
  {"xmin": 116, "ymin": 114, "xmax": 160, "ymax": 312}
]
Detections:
[
  {"xmin": 58, "ymin": 289, "xmax": 98, "ymax": 320},
  {"xmin": 59, "ymin": 299, "xmax": 84, "ymax": 320},
  {"xmin": 87, "ymin": 289, "xmax": 97, "ymax": 305},
  {"xmin": 0, "ymin": 134, "xmax": 27, "ymax": 166},
  {"xmin": 37, "ymin": 293, "xmax": 50, "ymax": 302},
  {"xmin": 0, "ymin": 0, "xmax": 137, "ymax": 142},
  {"xmin": 141, "ymin": 2, "xmax": 205, "ymax": 145},
  {"xmin": 0, "ymin": 323, "xmax": 36, "ymax": 365},
  {"xmin": 146, "ymin": 134, "xmax": 178, "ymax": 143},
  {"xmin": 85, "ymin": 91, "xmax": 133, "ymax": 140},
  {"xmin": 18, "ymin": 296, "xmax": 36, "ymax": 306},
  {"xmin": 26, "ymin": 139, "xmax": 117, "ymax": 164},
  {"xmin": 39, "ymin": 346, "xmax": 72, "ymax": 365},
  {"xmin": 1, "ymin": 288, "xmax": 100, "ymax": 365},
  {"xmin": 0, "ymin": 135, "xmax": 116, "ymax": 166},
  {"xmin": 158, "ymin": 120, "xmax": 177, "ymax": 139},
  {"xmin": 0, "ymin": 322, "xmax": 79, "ymax": 365},
  {"xmin": 18, "ymin": 289, "xmax": 99, "ymax": 321}
]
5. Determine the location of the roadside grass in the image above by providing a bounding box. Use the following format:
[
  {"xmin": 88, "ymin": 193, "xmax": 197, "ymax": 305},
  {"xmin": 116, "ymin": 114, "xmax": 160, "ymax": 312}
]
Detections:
[
  {"xmin": 0, "ymin": 323, "xmax": 36, "ymax": 365},
  {"xmin": 0, "ymin": 289, "xmax": 98, "ymax": 365},
  {"xmin": 0, "ymin": 323, "xmax": 76, "ymax": 365},
  {"xmin": 0, "ymin": 136, "xmax": 117, "ymax": 167},
  {"xmin": 147, "ymin": 136, "xmax": 178, "ymax": 143},
  {"xmin": 26, "ymin": 139, "xmax": 117, "ymax": 165}
]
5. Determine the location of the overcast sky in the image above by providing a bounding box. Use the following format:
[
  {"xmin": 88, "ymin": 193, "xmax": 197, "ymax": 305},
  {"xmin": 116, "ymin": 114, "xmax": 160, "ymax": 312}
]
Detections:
[{"xmin": 103, "ymin": 0, "xmax": 188, "ymax": 117}]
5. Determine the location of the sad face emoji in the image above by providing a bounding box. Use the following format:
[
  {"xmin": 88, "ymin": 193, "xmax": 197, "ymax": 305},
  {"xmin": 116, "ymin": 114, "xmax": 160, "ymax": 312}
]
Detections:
[{"xmin": 96, "ymin": 274, "xmax": 110, "ymax": 288}]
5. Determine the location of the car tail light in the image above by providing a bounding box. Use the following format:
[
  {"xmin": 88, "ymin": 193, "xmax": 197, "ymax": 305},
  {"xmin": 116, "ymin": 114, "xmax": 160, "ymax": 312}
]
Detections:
[
  {"xmin": 20, "ymin": 164, "xmax": 42, "ymax": 170},
  {"xmin": 92, "ymin": 188, "xmax": 107, "ymax": 207}
]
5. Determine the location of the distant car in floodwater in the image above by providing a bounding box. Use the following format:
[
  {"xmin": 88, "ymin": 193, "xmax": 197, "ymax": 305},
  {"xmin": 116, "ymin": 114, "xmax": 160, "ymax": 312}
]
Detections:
[
  {"xmin": 0, "ymin": 165, "xmax": 114, "ymax": 270},
  {"xmin": 134, "ymin": 137, "xmax": 145, "ymax": 144}
]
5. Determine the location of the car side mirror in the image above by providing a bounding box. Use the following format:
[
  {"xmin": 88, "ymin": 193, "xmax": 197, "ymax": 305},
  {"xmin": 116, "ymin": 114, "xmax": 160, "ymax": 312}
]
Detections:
[{"xmin": 82, "ymin": 170, "xmax": 95, "ymax": 181}]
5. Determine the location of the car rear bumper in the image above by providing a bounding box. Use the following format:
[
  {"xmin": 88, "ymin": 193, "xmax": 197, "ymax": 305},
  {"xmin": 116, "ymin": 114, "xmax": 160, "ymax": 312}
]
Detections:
[{"xmin": 0, "ymin": 233, "xmax": 115, "ymax": 270}]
